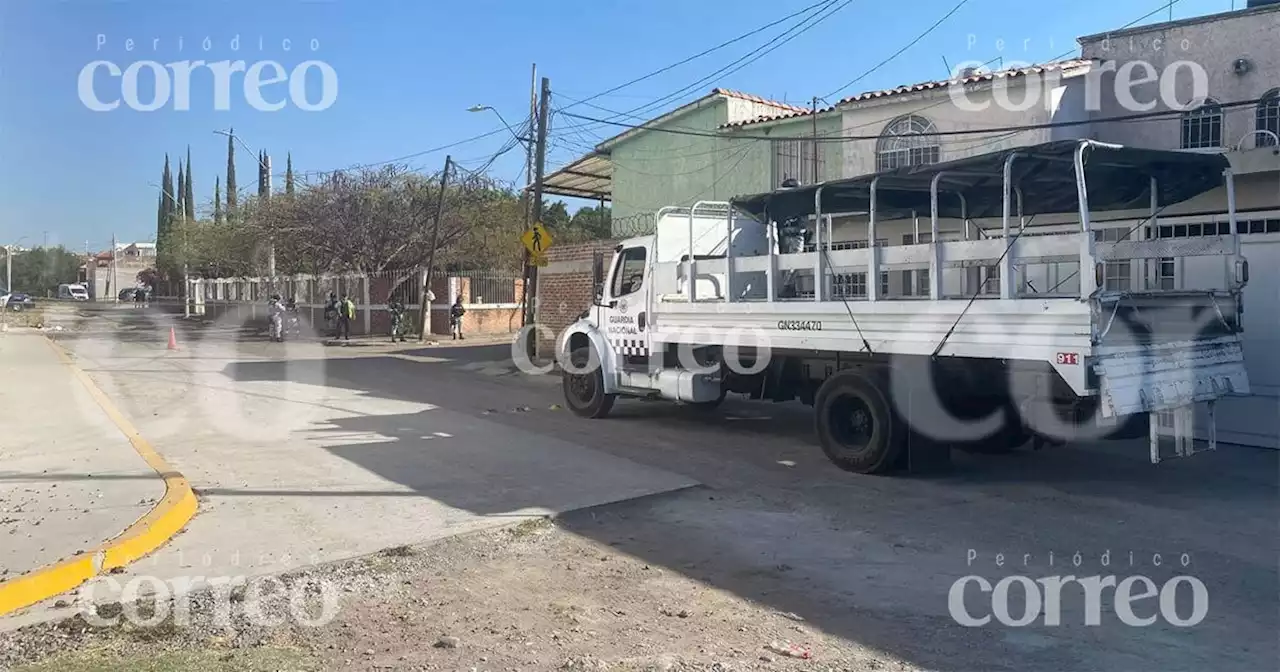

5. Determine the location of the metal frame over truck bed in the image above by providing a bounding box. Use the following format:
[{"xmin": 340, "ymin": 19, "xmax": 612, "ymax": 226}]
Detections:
[{"xmin": 558, "ymin": 140, "xmax": 1252, "ymax": 473}]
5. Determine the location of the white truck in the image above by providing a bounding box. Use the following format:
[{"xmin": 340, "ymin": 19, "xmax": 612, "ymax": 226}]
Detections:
[{"xmin": 556, "ymin": 140, "xmax": 1252, "ymax": 474}]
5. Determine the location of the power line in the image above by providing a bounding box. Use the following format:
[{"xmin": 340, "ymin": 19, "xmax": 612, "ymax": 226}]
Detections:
[
  {"xmin": 824, "ymin": 0, "xmax": 970, "ymax": 100},
  {"xmin": 287, "ymin": 127, "xmax": 513, "ymax": 180},
  {"xmin": 559, "ymin": 0, "xmax": 856, "ymax": 137},
  {"xmin": 1045, "ymin": 0, "xmax": 1188, "ymax": 62},
  {"xmin": 560, "ymin": 97, "xmax": 1268, "ymax": 143},
  {"xmin": 559, "ymin": 0, "xmax": 839, "ymax": 113}
]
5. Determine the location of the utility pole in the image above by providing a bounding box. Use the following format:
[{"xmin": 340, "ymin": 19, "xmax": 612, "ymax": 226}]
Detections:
[
  {"xmin": 111, "ymin": 233, "xmax": 117, "ymax": 302},
  {"xmin": 811, "ymin": 96, "xmax": 820, "ymax": 184},
  {"xmin": 417, "ymin": 155, "xmax": 452, "ymax": 342},
  {"xmin": 265, "ymin": 154, "xmax": 275, "ymax": 281},
  {"xmin": 520, "ymin": 63, "xmax": 537, "ymax": 327},
  {"xmin": 525, "ymin": 76, "xmax": 551, "ymax": 352}
]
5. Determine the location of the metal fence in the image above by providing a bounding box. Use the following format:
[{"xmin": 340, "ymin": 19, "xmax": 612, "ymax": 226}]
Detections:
[{"xmin": 186, "ymin": 268, "xmax": 521, "ymax": 307}]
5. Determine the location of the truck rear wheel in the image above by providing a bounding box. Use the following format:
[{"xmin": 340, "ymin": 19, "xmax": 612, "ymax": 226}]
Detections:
[
  {"xmin": 563, "ymin": 346, "xmax": 615, "ymax": 419},
  {"xmin": 814, "ymin": 371, "xmax": 903, "ymax": 474}
]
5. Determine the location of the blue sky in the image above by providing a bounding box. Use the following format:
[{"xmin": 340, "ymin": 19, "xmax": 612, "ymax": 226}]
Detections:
[{"xmin": 0, "ymin": 0, "xmax": 1234, "ymax": 250}]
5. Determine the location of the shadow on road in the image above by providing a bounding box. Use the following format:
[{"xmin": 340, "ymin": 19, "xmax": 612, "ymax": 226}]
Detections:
[{"xmin": 212, "ymin": 348, "xmax": 1279, "ymax": 671}]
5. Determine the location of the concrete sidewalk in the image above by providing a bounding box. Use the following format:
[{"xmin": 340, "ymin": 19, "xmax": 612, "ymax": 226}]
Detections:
[{"xmin": 0, "ymin": 334, "xmax": 164, "ymax": 593}]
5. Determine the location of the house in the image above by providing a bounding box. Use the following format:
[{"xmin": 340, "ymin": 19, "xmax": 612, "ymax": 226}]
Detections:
[
  {"xmin": 1076, "ymin": 0, "xmax": 1280, "ymax": 449},
  {"xmin": 83, "ymin": 241, "xmax": 156, "ymax": 300},
  {"xmin": 543, "ymin": 88, "xmax": 814, "ymax": 236},
  {"xmin": 540, "ymin": 2, "xmax": 1278, "ymax": 449},
  {"xmin": 720, "ymin": 60, "xmax": 1094, "ymax": 298},
  {"xmin": 546, "ymin": 63, "xmax": 1093, "ymax": 243}
]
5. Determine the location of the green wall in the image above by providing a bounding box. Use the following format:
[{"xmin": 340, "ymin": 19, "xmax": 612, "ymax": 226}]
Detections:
[{"xmin": 608, "ymin": 102, "xmax": 842, "ymax": 237}]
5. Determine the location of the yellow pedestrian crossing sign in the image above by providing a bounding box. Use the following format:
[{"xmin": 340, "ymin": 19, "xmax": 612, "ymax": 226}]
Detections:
[{"xmin": 521, "ymin": 222, "xmax": 552, "ymax": 257}]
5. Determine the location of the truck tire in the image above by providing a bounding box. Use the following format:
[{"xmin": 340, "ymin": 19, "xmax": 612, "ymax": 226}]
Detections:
[
  {"xmin": 563, "ymin": 346, "xmax": 616, "ymax": 419},
  {"xmin": 814, "ymin": 370, "xmax": 903, "ymax": 474}
]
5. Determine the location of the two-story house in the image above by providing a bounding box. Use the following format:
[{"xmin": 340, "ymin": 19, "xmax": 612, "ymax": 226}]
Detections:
[
  {"xmin": 718, "ymin": 60, "xmax": 1092, "ymax": 298},
  {"xmin": 1077, "ymin": 0, "xmax": 1280, "ymax": 449}
]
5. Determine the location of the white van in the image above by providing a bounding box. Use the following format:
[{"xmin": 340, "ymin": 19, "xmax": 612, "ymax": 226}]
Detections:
[{"xmin": 58, "ymin": 283, "xmax": 90, "ymax": 301}]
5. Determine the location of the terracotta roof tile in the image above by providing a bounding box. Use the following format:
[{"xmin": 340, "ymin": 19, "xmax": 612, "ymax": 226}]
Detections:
[
  {"xmin": 711, "ymin": 88, "xmax": 810, "ymax": 114},
  {"xmin": 719, "ymin": 60, "xmax": 1091, "ymax": 129}
]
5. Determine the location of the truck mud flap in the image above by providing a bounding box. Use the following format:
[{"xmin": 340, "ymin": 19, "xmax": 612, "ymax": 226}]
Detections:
[{"xmin": 1092, "ymin": 338, "xmax": 1250, "ymax": 417}]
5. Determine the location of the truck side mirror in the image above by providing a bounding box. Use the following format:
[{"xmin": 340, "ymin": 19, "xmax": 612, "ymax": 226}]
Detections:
[{"xmin": 592, "ymin": 251, "xmax": 606, "ymax": 302}]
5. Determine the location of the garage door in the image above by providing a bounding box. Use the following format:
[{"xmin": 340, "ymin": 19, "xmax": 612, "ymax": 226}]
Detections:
[
  {"xmin": 1188, "ymin": 228, "xmax": 1280, "ymax": 449},
  {"xmin": 1221, "ymin": 233, "xmax": 1280, "ymax": 448}
]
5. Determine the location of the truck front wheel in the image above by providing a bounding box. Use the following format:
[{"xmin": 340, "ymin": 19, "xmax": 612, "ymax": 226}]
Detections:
[
  {"xmin": 814, "ymin": 371, "xmax": 903, "ymax": 474},
  {"xmin": 563, "ymin": 346, "xmax": 616, "ymax": 419}
]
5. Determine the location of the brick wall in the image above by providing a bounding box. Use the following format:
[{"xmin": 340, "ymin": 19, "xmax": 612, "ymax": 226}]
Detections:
[{"xmin": 534, "ymin": 239, "xmax": 617, "ymax": 359}]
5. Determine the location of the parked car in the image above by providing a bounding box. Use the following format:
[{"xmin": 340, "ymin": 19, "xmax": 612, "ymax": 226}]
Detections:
[
  {"xmin": 120, "ymin": 287, "xmax": 151, "ymax": 302},
  {"xmin": 1, "ymin": 291, "xmax": 35, "ymax": 311},
  {"xmin": 57, "ymin": 283, "xmax": 90, "ymax": 301}
]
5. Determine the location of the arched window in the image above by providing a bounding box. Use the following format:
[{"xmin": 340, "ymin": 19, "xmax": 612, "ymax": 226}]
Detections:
[
  {"xmin": 1181, "ymin": 98, "xmax": 1223, "ymax": 149},
  {"xmin": 1258, "ymin": 89, "xmax": 1280, "ymax": 148},
  {"xmin": 876, "ymin": 115, "xmax": 940, "ymax": 172}
]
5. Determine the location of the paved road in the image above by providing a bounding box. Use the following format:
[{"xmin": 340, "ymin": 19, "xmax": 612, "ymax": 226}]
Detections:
[
  {"xmin": 26, "ymin": 306, "xmax": 1280, "ymax": 670},
  {"xmin": 1, "ymin": 306, "xmax": 692, "ymax": 628}
]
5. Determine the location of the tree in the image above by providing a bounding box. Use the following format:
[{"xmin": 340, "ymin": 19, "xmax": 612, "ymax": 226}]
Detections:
[
  {"xmin": 564, "ymin": 205, "xmax": 612, "ymax": 243},
  {"xmin": 258, "ymin": 150, "xmax": 269, "ymax": 197},
  {"xmin": 10, "ymin": 246, "xmax": 83, "ymax": 296},
  {"xmin": 214, "ymin": 177, "xmax": 223, "ymax": 224},
  {"xmin": 285, "ymin": 153, "xmax": 295, "ymax": 196},
  {"xmin": 184, "ymin": 146, "xmax": 196, "ymax": 221},
  {"xmin": 188, "ymin": 161, "xmax": 530, "ymax": 279},
  {"xmin": 136, "ymin": 267, "xmax": 161, "ymax": 289},
  {"xmin": 176, "ymin": 162, "xmax": 186, "ymax": 221},
  {"xmin": 226, "ymin": 128, "xmax": 237, "ymax": 209},
  {"xmin": 539, "ymin": 201, "xmax": 570, "ymax": 230},
  {"xmin": 157, "ymin": 154, "xmax": 175, "ymax": 258}
]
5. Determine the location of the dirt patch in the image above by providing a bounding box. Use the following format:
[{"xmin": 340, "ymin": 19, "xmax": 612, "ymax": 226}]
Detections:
[{"xmin": 0, "ymin": 519, "xmax": 916, "ymax": 671}]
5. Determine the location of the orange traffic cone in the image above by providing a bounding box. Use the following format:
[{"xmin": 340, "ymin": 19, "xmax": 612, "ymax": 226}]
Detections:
[{"xmin": 167, "ymin": 327, "xmax": 178, "ymax": 351}]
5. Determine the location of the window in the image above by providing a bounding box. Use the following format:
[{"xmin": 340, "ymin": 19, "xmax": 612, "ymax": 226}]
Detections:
[
  {"xmin": 876, "ymin": 115, "xmax": 940, "ymax": 172},
  {"xmin": 981, "ymin": 266, "xmax": 1000, "ymax": 295},
  {"xmin": 610, "ymin": 246, "xmax": 647, "ymax": 297},
  {"xmin": 1103, "ymin": 261, "xmax": 1132, "ymax": 291},
  {"xmin": 773, "ymin": 138, "xmax": 823, "ymax": 187},
  {"xmin": 1149, "ymin": 258, "xmax": 1176, "ymax": 290},
  {"xmin": 1181, "ymin": 99, "xmax": 1222, "ymax": 149},
  {"xmin": 1258, "ymin": 90, "xmax": 1279, "ymax": 148},
  {"xmin": 832, "ymin": 273, "xmax": 867, "ymax": 298},
  {"xmin": 901, "ymin": 233, "xmax": 932, "ymax": 297}
]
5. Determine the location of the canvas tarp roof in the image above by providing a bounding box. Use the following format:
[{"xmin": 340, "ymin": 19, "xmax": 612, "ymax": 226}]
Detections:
[{"xmin": 731, "ymin": 140, "xmax": 1231, "ymax": 222}]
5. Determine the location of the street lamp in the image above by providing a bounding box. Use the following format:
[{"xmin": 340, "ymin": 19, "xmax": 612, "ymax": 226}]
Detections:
[
  {"xmin": 467, "ymin": 105, "xmax": 528, "ymax": 146},
  {"xmin": 3, "ymin": 236, "xmax": 29, "ymax": 295},
  {"xmin": 214, "ymin": 129, "xmax": 276, "ymax": 278}
]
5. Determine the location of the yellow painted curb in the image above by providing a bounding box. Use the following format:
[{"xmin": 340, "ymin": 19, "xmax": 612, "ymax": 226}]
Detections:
[{"xmin": 0, "ymin": 338, "xmax": 199, "ymax": 616}]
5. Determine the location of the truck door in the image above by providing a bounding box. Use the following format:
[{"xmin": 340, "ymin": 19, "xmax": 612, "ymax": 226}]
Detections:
[{"xmin": 602, "ymin": 243, "xmax": 651, "ymax": 363}]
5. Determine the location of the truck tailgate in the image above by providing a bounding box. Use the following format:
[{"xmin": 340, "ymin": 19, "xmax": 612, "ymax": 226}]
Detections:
[{"xmin": 1093, "ymin": 337, "xmax": 1250, "ymax": 417}]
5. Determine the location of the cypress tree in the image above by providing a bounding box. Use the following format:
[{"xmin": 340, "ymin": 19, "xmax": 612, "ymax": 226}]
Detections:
[
  {"xmin": 285, "ymin": 153, "xmax": 295, "ymax": 196},
  {"xmin": 226, "ymin": 128, "xmax": 237, "ymax": 209},
  {"xmin": 176, "ymin": 163, "xmax": 186, "ymax": 221},
  {"xmin": 184, "ymin": 147, "xmax": 195, "ymax": 221},
  {"xmin": 156, "ymin": 160, "xmax": 167, "ymax": 241},
  {"xmin": 257, "ymin": 150, "xmax": 267, "ymax": 197},
  {"xmin": 214, "ymin": 177, "xmax": 223, "ymax": 224},
  {"xmin": 159, "ymin": 154, "xmax": 175, "ymax": 260}
]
